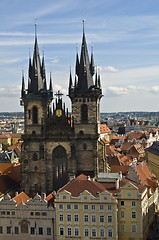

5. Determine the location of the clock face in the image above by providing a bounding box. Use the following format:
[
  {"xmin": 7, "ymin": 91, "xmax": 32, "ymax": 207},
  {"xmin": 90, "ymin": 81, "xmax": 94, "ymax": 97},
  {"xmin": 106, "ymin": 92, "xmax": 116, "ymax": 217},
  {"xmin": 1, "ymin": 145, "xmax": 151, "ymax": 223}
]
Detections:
[{"xmin": 56, "ymin": 109, "xmax": 62, "ymax": 117}]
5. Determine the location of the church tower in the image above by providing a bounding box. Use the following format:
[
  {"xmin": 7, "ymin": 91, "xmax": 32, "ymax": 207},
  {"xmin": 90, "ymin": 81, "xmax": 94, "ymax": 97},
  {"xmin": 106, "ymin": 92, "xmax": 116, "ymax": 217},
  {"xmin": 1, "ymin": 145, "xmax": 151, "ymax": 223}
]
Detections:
[
  {"xmin": 68, "ymin": 20, "xmax": 102, "ymax": 177},
  {"xmin": 20, "ymin": 21, "xmax": 104, "ymax": 195},
  {"xmin": 20, "ymin": 24, "xmax": 54, "ymax": 194}
]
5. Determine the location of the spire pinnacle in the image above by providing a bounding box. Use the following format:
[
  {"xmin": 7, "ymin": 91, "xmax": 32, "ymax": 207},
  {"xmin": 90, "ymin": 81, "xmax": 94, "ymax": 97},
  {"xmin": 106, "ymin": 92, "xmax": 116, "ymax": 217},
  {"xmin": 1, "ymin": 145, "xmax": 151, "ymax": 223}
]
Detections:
[
  {"xmin": 69, "ymin": 66, "xmax": 73, "ymax": 90},
  {"xmin": 82, "ymin": 18, "xmax": 85, "ymax": 34},
  {"xmin": 49, "ymin": 72, "xmax": 53, "ymax": 97},
  {"xmin": 21, "ymin": 69, "xmax": 25, "ymax": 99},
  {"xmin": 35, "ymin": 18, "xmax": 37, "ymax": 40}
]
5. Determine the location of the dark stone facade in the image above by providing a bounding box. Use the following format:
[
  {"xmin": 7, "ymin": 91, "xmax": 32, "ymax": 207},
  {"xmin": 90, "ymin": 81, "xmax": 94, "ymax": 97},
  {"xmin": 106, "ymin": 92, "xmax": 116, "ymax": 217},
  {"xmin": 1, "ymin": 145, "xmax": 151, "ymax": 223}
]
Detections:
[{"xmin": 20, "ymin": 23, "xmax": 106, "ymax": 194}]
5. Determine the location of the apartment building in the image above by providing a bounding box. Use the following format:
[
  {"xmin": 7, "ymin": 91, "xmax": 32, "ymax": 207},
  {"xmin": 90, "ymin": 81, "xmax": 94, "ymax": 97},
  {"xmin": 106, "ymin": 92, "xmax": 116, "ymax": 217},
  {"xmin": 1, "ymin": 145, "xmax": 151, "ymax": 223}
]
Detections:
[
  {"xmin": 54, "ymin": 174, "xmax": 118, "ymax": 240},
  {"xmin": 0, "ymin": 192, "xmax": 55, "ymax": 240}
]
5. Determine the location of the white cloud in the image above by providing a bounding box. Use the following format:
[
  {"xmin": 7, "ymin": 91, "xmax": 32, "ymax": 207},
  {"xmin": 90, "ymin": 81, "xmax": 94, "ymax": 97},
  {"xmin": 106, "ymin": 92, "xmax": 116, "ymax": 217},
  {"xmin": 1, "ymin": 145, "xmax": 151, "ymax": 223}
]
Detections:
[
  {"xmin": 51, "ymin": 59, "xmax": 59, "ymax": 64},
  {"xmin": 149, "ymin": 86, "xmax": 159, "ymax": 94},
  {"xmin": 102, "ymin": 66, "xmax": 119, "ymax": 73}
]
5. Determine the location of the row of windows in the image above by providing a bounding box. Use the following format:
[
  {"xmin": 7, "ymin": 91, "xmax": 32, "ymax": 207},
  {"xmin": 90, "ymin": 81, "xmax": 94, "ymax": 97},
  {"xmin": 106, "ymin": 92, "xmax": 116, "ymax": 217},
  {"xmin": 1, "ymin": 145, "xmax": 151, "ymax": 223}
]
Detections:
[
  {"xmin": 59, "ymin": 202, "xmax": 110, "ymax": 210},
  {"xmin": 0, "ymin": 226, "xmax": 51, "ymax": 235},
  {"xmin": 0, "ymin": 211, "xmax": 47, "ymax": 217},
  {"xmin": 75, "ymin": 98, "xmax": 94, "ymax": 103},
  {"xmin": 59, "ymin": 227, "xmax": 113, "ymax": 238},
  {"xmin": 120, "ymin": 211, "xmax": 136, "ymax": 219},
  {"xmin": 120, "ymin": 201, "xmax": 136, "ymax": 206},
  {"xmin": 59, "ymin": 214, "xmax": 113, "ymax": 223},
  {"xmin": 120, "ymin": 224, "xmax": 137, "ymax": 233}
]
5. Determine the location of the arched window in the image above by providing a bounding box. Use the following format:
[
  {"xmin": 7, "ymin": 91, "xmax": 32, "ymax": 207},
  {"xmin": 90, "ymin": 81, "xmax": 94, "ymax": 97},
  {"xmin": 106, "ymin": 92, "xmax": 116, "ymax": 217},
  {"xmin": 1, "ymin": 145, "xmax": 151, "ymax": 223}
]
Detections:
[
  {"xmin": 52, "ymin": 145, "xmax": 67, "ymax": 190},
  {"xmin": 81, "ymin": 104, "xmax": 88, "ymax": 122},
  {"xmin": 32, "ymin": 153, "xmax": 38, "ymax": 161},
  {"xmin": 32, "ymin": 106, "xmax": 38, "ymax": 124}
]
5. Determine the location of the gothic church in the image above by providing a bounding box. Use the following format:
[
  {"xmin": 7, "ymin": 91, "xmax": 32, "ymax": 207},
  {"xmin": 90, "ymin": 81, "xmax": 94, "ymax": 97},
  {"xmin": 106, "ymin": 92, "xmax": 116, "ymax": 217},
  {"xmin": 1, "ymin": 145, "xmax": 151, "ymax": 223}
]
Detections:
[{"xmin": 20, "ymin": 21, "xmax": 106, "ymax": 194}]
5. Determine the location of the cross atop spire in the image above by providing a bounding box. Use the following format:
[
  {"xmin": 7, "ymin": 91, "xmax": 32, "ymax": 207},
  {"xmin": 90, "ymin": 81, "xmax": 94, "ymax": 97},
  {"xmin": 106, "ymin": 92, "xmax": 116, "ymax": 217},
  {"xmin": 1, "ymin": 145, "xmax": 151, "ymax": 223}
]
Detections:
[{"xmin": 55, "ymin": 90, "xmax": 63, "ymax": 101}]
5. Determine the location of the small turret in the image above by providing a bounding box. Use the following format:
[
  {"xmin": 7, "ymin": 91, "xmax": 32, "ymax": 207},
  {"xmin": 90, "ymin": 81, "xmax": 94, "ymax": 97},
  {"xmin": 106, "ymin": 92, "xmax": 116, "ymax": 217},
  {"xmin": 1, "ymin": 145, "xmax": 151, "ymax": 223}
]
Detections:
[
  {"xmin": 98, "ymin": 68, "xmax": 101, "ymax": 89},
  {"xmin": 21, "ymin": 70, "xmax": 25, "ymax": 99},
  {"xmin": 90, "ymin": 45, "xmax": 95, "ymax": 76},
  {"xmin": 49, "ymin": 72, "xmax": 53, "ymax": 98},
  {"xmin": 69, "ymin": 67, "xmax": 73, "ymax": 91},
  {"xmin": 41, "ymin": 50, "xmax": 46, "ymax": 81},
  {"xmin": 75, "ymin": 45, "xmax": 80, "ymax": 77}
]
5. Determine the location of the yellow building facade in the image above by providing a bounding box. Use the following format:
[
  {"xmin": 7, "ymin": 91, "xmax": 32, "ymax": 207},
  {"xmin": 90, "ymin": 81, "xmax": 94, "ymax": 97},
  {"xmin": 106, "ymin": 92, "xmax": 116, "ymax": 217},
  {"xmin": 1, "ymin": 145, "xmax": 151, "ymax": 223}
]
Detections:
[
  {"xmin": 146, "ymin": 141, "xmax": 159, "ymax": 180},
  {"xmin": 54, "ymin": 175, "xmax": 118, "ymax": 240}
]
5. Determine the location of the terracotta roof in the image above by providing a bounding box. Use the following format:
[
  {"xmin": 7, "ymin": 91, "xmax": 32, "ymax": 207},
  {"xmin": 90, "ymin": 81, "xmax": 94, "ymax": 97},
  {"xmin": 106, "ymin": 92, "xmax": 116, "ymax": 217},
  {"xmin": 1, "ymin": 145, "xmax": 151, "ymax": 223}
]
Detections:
[
  {"xmin": 134, "ymin": 162, "xmax": 157, "ymax": 191},
  {"xmin": 100, "ymin": 124, "xmax": 111, "ymax": 134},
  {"xmin": 127, "ymin": 132, "xmax": 146, "ymax": 140},
  {"xmin": 7, "ymin": 163, "xmax": 20, "ymax": 182},
  {"xmin": 111, "ymin": 165, "xmax": 129, "ymax": 175},
  {"xmin": 101, "ymin": 178, "xmax": 146, "ymax": 195},
  {"xmin": 58, "ymin": 174, "xmax": 106, "ymax": 197},
  {"xmin": 119, "ymin": 155, "xmax": 132, "ymax": 166},
  {"xmin": 112, "ymin": 135, "xmax": 126, "ymax": 140},
  {"xmin": 9, "ymin": 133, "xmax": 22, "ymax": 138},
  {"xmin": 121, "ymin": 142, "xmax": 133, "ymax": 151},
  {"xmin": 0, "ymin": 163, "xmax": 13, "ymax": 175},
  {"xmin": 45, "ymin": 192, "xmax": 55, "ymax": 205},
  {"xmin": 13, "ymin": 191, "xmax": 30, "ymax": 206}
]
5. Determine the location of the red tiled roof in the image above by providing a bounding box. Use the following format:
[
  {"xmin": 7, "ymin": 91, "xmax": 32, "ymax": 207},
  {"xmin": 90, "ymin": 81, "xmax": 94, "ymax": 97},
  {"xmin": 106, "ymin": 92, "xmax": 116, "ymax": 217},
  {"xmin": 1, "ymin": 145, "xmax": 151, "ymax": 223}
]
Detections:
[
  {"xmin": 0, "ymin": 163, "xmax": 13, "ymax": 175},
  {"xmin": 13, "ymin": 191, "xmax": 30, "ymax": 206},
  {"xmin": 101, "ymin": 178, "xmax": 146, "ymax": 195},
  {"xmin": 45, "ymin": 192, "xmax": 55, "ymax": 205},
  {"xmin": 111, "ymin": 165, "xmax": 129, "ymax": 175},
  {"xmin": 127, "ymin": 132, "xmax": 146, "ymax": 140},
  {"xmin": 112, "ymin": 135, "xmax": 126, "ymax": 140},
  {"xmin": 121, "ymin": 142, "xmax": 133, "ymax": 151},
  {"xmin": 58, "ymin": 174, "xmax": 106, "ymax": 197},
  {"xmin": 134, "ymin": 162, "xmax": 157, "ymax": 191},
  {"xmin": 9, "ymin": 133, "xmax": 22, "ymax": 138},
  {"xmin": 7, "ymin": 163, "xmax": 20, "ymax": 182},
  {"xmin": 100, "ymin": 124, "xmax": 111, "ymax": 134},
  {"xmin": 0, "ymin": 163, "xmax": 20, "ymax": 182}
]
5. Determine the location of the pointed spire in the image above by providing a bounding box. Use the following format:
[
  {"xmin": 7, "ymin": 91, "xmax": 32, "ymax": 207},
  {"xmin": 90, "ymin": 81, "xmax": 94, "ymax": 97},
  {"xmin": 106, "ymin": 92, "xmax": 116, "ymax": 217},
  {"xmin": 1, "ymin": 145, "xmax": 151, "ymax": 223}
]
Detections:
[
  {"xmin": 90, "ymin": 44, "xmax": 95, "ymax": 76},
  {"xmin": 74, "ymin": 75, "xmax": 77, "ymax": 87},
  {"xmin": 31, "ymin": 20, "xmax": 43, "ymax": 93},
  {"xmin": 75, "ymin": 44, "xmax": 80, "ymax": 76},
  {"xmin": 98, "ymin": 68, "xmax": 101, "ymax": 89},
  {"xmin": 49, "ymin": 72, "xmax": 53, "ymax": 97},
  {"xmin": 41, "ymin": 50, "xmax": 46, "ymax": 81},
  {"xmin": 77, "ymin": 19, "xmax": 94, "ymax": 90},
  {"xmin": 95, "ymin": 66, "xmax": 98, "ymax": 87},
  {"xmin": 69, "ymin": 67, "xmax": 73, "ymax": 89},
  {"xmin": 28, "ymin": 49, "xmax": 32, "ymax": 79},
  {"xmin": 21, "ymin": 70, "xmax": 25, "ymax": 99}
]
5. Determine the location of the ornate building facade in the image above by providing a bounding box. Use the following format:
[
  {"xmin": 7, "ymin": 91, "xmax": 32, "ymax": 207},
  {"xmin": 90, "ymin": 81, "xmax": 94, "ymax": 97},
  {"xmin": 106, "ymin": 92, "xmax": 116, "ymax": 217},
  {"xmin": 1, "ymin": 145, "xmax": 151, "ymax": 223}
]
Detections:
[{"xmin": 20, "ymin": 22, "xmax": 106, "ymax": 194}]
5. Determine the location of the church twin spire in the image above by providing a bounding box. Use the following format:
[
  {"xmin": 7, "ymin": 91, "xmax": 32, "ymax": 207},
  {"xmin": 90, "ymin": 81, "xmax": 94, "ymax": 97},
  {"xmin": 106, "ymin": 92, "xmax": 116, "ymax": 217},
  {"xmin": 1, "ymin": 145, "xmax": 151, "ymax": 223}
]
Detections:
[
  {"xmin": 69, "ymin": 19, "xmax": 101, "ymax": 95},
  {"xmin": 21, "ymin": 23, "xmax": 53, "ymax": 100}
]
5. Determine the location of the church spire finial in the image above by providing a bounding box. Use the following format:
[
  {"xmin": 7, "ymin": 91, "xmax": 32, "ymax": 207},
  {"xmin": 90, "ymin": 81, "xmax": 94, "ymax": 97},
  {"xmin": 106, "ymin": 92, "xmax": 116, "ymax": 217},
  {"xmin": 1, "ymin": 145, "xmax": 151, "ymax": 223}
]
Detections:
[
  {"xmin": 82, "ymin": 18, "xmax": 85, "ymax": 34},
  {"xmin": 35, "ymin": 18, "xmax": 37, "ymax": 40}
]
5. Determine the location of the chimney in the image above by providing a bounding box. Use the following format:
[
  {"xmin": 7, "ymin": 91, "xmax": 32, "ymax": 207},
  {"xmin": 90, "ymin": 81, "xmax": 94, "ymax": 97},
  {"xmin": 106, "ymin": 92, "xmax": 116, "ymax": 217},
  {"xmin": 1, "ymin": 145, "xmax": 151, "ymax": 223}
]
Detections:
[
  {"xmin": 15, "ymin": 192, "xmax": 18, "ymax": 196},
  {"xmin": 87, "ymin": 176, "xmax": 91, "ymax": 181},
  {"xmin": 115, "ymin": 179, "xmax": 119, "ymax": 189}
]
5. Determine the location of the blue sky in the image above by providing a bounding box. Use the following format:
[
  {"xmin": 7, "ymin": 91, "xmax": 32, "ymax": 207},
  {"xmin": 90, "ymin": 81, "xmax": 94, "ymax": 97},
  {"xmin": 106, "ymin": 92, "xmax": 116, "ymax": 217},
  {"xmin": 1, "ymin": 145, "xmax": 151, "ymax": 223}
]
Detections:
[{"xmin": 0, "ymin": 0, "xmax": 159, "ymax": 112}]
